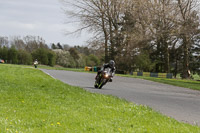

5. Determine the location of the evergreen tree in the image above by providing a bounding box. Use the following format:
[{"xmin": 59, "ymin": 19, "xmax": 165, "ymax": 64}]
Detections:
[
  {"xmin": 47, "ymin": 51, "xmax": 56, "ymax": 67},
  {"xmin": 57, "ymin": 43, "xmax": 63, "ymax": 49},
  {"xmin": 69, "ymin": 48, "xmax": 80, "ymax": 60},
  {"xmin": 51, "ymin": 43, "xmax": 57, "ymax": 49},
  {"xmin": 8, "ymin": 46, "xmax": 18, "ymax": 64},
  {"xmin": 17, "ymin": 50, "xmax": 32, "ymax": 65}
]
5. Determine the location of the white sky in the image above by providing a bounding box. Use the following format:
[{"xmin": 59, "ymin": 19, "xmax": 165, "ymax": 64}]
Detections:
[{"xmin": 0, "ymin": 0, "xmax": 91, "ymax": 46}]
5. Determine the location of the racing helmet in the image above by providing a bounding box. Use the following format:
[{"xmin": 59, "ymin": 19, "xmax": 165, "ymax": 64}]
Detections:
[{"xmin": 109, "ymin": 60, "xmax": 115, "ymax": 68}]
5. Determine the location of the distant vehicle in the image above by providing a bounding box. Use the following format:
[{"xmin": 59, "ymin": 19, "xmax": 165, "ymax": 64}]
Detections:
[{"xmin": 0, "ymin": 59, "xmax": 5, "ymax": 63}]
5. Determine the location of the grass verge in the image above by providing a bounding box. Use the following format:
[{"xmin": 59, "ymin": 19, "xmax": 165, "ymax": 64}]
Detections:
[
  {"xmin": 117, "ymin": 74, "xmax": 200, "ymax": 91},
  {"xmin": 1, "ymin": 64, "xmax": 199, "ymax": 132},
  {"xmin": 36, "ymin": 65, "xmax": 85, "ymax": 72}
]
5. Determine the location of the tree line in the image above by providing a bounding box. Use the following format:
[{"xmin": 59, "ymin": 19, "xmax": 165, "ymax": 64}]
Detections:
[
  {"xmin": 63, "ymin": 0, "xmax": 200, "ymax": 78},
  {"xmin": 0, "ymin": 36, "xmax": 102, "ymax": 68},
  {"xmin": 51, "ymin": 43, "xmax": 103, "ymax": 68},
  {"xmin": 0, "ymin": 36, "xmax": 56, "ymax": 66}
]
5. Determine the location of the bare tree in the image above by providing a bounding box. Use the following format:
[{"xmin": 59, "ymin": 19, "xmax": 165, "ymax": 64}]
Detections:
[
  {"xmin": 61, "ymin": 0, "xmax": 200, "ymax": 74},
  {"xmin": 0, "ymin": 36, "xmax": 9, "ymax": 48},
  {"xmin": 176, "ymin": 0, "xmax": 200, "ymax": 78},
  {"xmin": 23, "ymin": 36, "xmax": 48, "ymax": 52},
  {"xmin": 136, "ymin": 0, "xmax": 179, "ymax": 73},
  {"xmin": 10, "ymin": 36, "xmax": 26, "ymax": 50},
  {"xmin": 62, "ymin": 0, "xmax": 129, "ymax": 62}
]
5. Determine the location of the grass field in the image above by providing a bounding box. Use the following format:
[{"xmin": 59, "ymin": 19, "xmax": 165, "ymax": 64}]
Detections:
[{"xmin": 0, "ymin": 64, "xmax": 199, "ymax": 132}]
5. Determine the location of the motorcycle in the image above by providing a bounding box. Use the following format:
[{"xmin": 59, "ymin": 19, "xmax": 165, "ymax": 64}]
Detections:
[{"xmin": 94, "ymin": 68, "xmax": 112, "ymax": 89}]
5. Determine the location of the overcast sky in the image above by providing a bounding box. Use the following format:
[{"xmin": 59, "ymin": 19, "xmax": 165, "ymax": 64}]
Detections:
[{"xmin": 0, "ymin": 0, "xmax": 90, "ymax": 46}]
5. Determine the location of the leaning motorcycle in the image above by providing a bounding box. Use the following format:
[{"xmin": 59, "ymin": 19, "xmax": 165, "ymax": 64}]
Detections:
[{"xmin": 94, "ymin": 68, "xmax": 112, "ymax": 89}]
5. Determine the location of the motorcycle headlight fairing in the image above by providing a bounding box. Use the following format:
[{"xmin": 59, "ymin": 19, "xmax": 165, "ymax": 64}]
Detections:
[{"xmin": 105, "ymin": 74, "xmax": 109, "ymax": 78}]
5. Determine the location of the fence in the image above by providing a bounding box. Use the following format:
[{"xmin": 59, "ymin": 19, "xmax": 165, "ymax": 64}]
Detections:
[
  {"xmin": 132, "ymin": 72, "xmax": 173, "ymax": 79},
  {"xmin": 84, "ymin": 66, "xmax": 100, "ymax": 72}
]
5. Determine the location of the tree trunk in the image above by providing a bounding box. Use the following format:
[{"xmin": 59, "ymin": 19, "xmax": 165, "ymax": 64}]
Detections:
[
  {"xmin": 104, "ymin": 31, "xmax": 109, "ymax": 62},
  {"xmin": 100, "ymin": 3, "xmax": 109, "ymax": 63},
  {"xmin": 109, "ymin": 19, "xmax": 114, "ymax": 60},
  {"xmin": 163, "ymin": 40, "xmax": 170, "ymax": 73},
  {"xmin": 182, "ymin": 36, "xmax": 190, "ymax": 79}
]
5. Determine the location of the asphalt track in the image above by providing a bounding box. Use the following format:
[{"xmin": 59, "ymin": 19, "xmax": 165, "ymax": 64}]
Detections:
[{"xmin": 41, "ymin": 69, "xmax": 200, "ymax": 125}]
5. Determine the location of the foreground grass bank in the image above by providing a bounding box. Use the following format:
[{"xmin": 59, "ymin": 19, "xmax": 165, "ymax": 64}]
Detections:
[{"xmin": 1, "ymin": 64, "xmax": 199, "ymax": 132}]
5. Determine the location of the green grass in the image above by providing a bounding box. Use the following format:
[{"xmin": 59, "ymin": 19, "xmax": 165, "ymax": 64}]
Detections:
[
  {"xmin": 117, "ymin": 74, "xmax": 200, "ymax": 91},
  {"xmin": 0, "ymin": 64, "xmax": 199, "ymax": 132},
  {"xmin": 36, "ymin": 65, "xmax": 85, "ymax": 72},
  {"xmin": 192, "ymin": 74, "xmax": 200, "ymax": 80}
]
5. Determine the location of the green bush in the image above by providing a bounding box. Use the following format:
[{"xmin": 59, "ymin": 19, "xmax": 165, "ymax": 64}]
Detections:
[
  {"xmin": 17, "ymin": 50, "xmax": 32, "ymax": 65},
  {"xmin": 47, "ymin": 51, "xmax": 56, "ymax": 67}
]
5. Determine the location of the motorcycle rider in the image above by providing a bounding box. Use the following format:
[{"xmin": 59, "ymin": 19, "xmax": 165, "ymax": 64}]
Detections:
[
  {"xmin": 33, "ymin": 59, "xmax": 38, "ymax": 68},
  {"xmin": 95, "ymin": 60, "xmax": 116, "ymax": 82}
]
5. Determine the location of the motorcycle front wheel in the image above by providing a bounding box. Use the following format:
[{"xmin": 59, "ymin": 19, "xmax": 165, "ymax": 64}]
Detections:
[
  {"xmin": 98, "ymin": 78, "xmax": 107, "ymax": 89},
  {"xmin": 94, "ymin": 83, "xmax": 98, "ymax": 88}
]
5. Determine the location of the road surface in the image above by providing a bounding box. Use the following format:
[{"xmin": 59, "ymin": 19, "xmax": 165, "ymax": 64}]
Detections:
[{"xmin": 41, "ymin": 69, "xmax": 200, "ymax": 125}]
